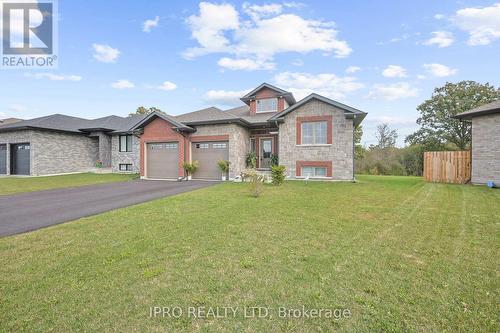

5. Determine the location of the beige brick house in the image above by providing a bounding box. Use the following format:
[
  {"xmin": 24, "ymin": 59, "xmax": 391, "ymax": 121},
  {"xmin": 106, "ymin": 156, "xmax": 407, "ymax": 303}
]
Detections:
[{"xmin": 0, "ymin": 83, "xmax": 367, "ymax": 180}]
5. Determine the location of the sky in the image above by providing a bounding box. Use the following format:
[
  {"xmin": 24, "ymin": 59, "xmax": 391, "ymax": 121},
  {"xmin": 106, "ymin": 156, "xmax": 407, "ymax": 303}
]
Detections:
[{"xmin": 1, "ymin": 0, "xmax": 499, "ymax": 146}]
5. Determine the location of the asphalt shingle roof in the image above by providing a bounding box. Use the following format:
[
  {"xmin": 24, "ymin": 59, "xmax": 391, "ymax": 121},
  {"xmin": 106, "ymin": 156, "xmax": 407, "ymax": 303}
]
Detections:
[
  {"xmin": 454, "ymin": 99, "xmax": 500, "ymax": 119},
  {"xmin": 0, "ymin": 113, "xmax": 148, "ymax": 134}
]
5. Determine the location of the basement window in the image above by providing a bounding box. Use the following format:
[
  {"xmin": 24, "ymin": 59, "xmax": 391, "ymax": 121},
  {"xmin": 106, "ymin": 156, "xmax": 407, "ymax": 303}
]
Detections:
[
  {"xmin": 119, "ymin": 164, "xmax": 132, "ymax": 171},
  {"xmin": 301, "ymin": 167, "xmax": 327, "ymax": 177}
]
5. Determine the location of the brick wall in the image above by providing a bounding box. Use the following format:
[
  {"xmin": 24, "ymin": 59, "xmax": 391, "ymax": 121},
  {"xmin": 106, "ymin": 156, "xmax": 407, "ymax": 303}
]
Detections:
[
  {"xmin": 0, "ymin": 129, "xmax": 99, "ymax": 175},
  {"xmin": 278, "ymin": 99, "xmax": 354, "ymax": 180},
  {"xmin": 471, "ymin": 113, "xmax": 500, "ymax": 184},
  {"xmin": 139, "ymin": 117, "xmax": 187, "ymax": 178},
  {"xmin": 249, "ymin": 87, "xmax": 287, "ymax": 115}
]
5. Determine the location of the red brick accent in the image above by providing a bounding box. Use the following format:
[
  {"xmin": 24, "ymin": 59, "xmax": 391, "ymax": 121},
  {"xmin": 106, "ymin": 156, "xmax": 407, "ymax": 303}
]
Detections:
[
  {"xmin": 296, "ymin": 115, "xmax": 333, "ymax": 145},
  {"xmin": 190, "ymin": 135, "xmax": 229, "ymax": 142},
  {"xmin": 278, "ymin": 97, "xmax": 285, "ymax": 112},
  {"xmin": 140, "ymin": 117, "xmax": 186, "ymax": 178},
  {"xmin": 296, "ymin": 161, "xmax": 332, "ymax": 177},
  {"xmin": 249, "ymin": 100, "xmax": 256, "ymax": 115}
]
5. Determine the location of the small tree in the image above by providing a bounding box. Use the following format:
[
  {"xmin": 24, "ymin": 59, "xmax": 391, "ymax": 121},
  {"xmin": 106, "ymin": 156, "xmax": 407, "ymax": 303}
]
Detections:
[
  {"xmin": 217, "ymin": 160, "xmax": 230, "ymax": 180},
  {"xmin": 375, "ymin": 123, "xmax": 398, "ymax": 149},
  {"xmin": 242, "ymin": 168, "xmax": 265, "ymax": 197},
  {"xmin": 130, "ymin": 106, "xmax": 164, "ymax": 116},
  {"xmin": 271, "ymin": 165, "xmax": 286, "ymax": 185},
  {"xmin": 182, "ymin": 161, "xmax": 198, "ymax": 178}
]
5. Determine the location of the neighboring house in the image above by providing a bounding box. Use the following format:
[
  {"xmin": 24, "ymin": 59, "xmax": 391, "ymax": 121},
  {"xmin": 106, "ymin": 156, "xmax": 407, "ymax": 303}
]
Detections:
[
  {"xmin": 454, "ymin": 100, "xmax": 500, "ymax": 185},
  {"xmin": 0, "ymin": 83, "xmax": 367, "ymax": 180},
  {"xmin": 0, "ymin": 118, "xmax": 22, "ymax": 126}
]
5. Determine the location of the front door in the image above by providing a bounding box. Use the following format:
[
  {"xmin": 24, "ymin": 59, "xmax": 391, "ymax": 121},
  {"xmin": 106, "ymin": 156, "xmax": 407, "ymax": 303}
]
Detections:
[{"xmin": 259, "ymin": 138, "xmax": 273, "ymax": 169}]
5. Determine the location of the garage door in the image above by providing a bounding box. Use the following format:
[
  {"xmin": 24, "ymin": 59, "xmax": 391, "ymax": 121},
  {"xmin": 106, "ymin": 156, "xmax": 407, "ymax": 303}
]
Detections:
[
  {"xmin": 146, "ymin": 142, "xmax": 179, "ymax": 179},
  {"xmin": 11, "ymin": 143, "xmax": 30, "ymax": 175},
  {"xmin": 0, "ymin": 144, "xmax": 6, "ymax": 174},
  {"xmin": 192, "ymin": 141, "xmax": 229, "ymax": 179}
]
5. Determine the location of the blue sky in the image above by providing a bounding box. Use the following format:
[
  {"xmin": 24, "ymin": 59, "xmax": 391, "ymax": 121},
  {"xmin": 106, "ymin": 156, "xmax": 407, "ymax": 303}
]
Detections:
[{"xmin": 1, "ymin": 0, "xmax": 499, "ymax": 145}]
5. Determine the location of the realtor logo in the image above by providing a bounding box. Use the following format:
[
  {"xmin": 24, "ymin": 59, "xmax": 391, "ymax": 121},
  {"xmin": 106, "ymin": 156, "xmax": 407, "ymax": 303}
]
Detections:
[{"xmin": 1, "ymin": 0, "xmax": 58, "ymax": 68}]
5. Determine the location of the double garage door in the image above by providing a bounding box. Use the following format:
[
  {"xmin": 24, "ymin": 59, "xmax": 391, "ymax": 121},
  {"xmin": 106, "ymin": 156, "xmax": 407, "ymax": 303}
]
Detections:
[
  {"xmin": 145, "ymin": 141, "xmax": 229, "ymax": 180},
  {"xmin": 192, "ymin": 141, "xmax": 229, "ymax": 179},
  {"xmin": 0, "ymin": 143, "xmax": 30, "ymax": 175}
]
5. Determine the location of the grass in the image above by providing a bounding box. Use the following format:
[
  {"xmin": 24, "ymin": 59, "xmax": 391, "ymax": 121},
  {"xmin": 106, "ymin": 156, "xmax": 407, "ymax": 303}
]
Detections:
[
  {"xmin": 0, "ymin": 175, "xmax": 498, "ymax": 332},
  {"xmin": 0, "ymin": 172, "xmax": 137, "ymax": 195}
]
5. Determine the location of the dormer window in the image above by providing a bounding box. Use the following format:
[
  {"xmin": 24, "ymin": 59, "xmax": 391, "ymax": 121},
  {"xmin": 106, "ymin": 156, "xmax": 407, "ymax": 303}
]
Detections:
[{"xmin": 256, "ymin": 98, "xmax": 278, "ymax": 113}]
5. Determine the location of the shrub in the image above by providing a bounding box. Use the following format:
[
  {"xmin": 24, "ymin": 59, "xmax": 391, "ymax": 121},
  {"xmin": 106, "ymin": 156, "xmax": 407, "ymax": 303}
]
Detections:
[
  {"xmin": 182, "ymin": 161, "xmax": 198, "ymax": 176},
  {"xmin": 242, "ymin": 168, "xmax": 265, "ymax": 197},
  {"xmin": 245, "ymin": 152, "xmax": 257, "ymax": 169},
  {"xmin": 271, "ymin": 165, "xmax": 286, "ymax": 185},
  {"xmin": 270, "ymin": 154, "xmax": 279, "ymax": 166}
]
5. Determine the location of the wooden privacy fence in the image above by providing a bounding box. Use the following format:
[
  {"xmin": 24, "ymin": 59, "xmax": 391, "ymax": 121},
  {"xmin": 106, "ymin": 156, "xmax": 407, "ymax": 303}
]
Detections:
[{"xmin": 424, "ymin": 151, "xmax": 471, "ymax": 184}]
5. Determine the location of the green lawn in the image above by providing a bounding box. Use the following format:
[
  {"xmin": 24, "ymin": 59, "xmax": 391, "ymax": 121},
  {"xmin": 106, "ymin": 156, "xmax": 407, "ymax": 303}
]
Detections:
[
  {"xmin": 0, "ymin": 172, "xmax": 137, "ymax": 195},
  {"xmin": 0, "ymin": 176, "xmax": 498, "ymax": 332}
]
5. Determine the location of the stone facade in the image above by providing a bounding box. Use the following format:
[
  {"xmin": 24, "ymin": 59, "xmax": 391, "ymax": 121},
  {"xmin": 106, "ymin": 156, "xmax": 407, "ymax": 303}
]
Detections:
[
  {"xmin": 0, "ymin": 129, "xmax": 98, "ymax": 176},
  {"xmin": 191, "ymin": 124, "xmax": 250, "ymax": 178},
  {"xmin": 278, "ymin": 99, "xmax": 354, "ymax": 180},
  {"xmin": 111, "ymin": 134, "xmax": 140, "ymax": 173},
  {"xmin": 471, "ymin": 113, "xmax": 500, "ymax": 184}
]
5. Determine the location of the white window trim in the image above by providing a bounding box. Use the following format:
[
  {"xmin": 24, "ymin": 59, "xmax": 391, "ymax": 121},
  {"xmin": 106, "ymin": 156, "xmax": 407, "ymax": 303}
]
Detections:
[
  {"xmin": 296, "ymin": 144, "xmax": 332, "ymax": 147},
  {"xmin": 255, "ymin": 98, "xmax": 278, "ymax": 113},
  {"xmin": 300, "ymin": 121, "xmax": 328, "ymax": 145}
]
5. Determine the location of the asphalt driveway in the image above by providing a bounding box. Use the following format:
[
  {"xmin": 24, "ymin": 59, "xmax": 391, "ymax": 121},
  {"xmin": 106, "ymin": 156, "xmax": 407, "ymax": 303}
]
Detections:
[{"xmin": 0, "ymin": 180, "xmax": 217, "ymax": 237}]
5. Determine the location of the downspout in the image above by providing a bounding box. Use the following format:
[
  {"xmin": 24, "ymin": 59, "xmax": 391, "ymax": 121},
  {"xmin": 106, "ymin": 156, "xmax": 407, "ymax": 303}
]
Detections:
[{"xmin": 352, "ymin": 115, "xmax": 356, "ymax": 182}]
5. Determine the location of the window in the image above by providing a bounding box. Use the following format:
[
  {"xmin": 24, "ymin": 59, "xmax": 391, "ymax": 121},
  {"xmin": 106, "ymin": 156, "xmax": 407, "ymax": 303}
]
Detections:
[
  {"xmin": 119, "ymin": 135, "xmax": 132, "ymax": 152},
  {"xmin": 301, "ymin": 167, "xmax": 327, "ymax": 177},
  {"xmin": 256, "ymin": 98, "xmax": 277, "ymax": 113},
  {"xmin": 213, "ymin": 143, "xmax": 227, "ymax": 149},
  {"xmin": 119, "ymin": 164, "xmax": 132, "ymax": 171},
  {"xmin": 301, "ymin": 121, "xmax": 327, "ymax": 145},
  {"xmin": 165, "ymin": 143, "xmax": 178, "ymax": 149},
  {"xmin": 195, "ymin": 143, "xmax": 209, "ymax": 149}
]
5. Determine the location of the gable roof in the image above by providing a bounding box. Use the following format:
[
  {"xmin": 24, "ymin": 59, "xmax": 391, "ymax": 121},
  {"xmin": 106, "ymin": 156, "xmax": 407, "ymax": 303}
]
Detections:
[
  {"xmin": 174, "ymin": 107, "xmax": 239, "ymax": 124},
  {"xmin": 240, "ymin": 82, "xmax": 296, "ymax": 106},
  {"xmin": 0, "ymin": 113, "xmax": 148, "ymax": 134},
  {"xmin": 130, "ymin": 111, "xmax": 195, "ymax": 132},
  {"xmin": 269, "ymin": 93, "xmax": 367, "ymax": 126},
  {"xmin": 453, "ymin": 99, "xmax": 500, "ymax": 120}
]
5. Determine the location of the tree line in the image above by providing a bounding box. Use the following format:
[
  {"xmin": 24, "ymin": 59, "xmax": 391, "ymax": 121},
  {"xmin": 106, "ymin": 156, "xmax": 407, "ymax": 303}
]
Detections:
[{"xmin": 356, "ymin": 81, "xmax": 500, "ymax": 176}]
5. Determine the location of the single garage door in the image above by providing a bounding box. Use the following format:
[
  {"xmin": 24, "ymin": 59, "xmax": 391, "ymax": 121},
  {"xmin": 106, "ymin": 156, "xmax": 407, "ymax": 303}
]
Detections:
[
  {"xmin": 11, "ymin": 143, "xmax": 30, "ymax": 175},
  {"xmin": 192, "ymin": 141, "xmax": 229, "ymax": 179},
  {"xmin": 0, "ymin": 144, "xmax": 6, "ymax": 174},
  {"xmin": 146, "ymin": 142, "xmax": 179, "ymax": 179}
]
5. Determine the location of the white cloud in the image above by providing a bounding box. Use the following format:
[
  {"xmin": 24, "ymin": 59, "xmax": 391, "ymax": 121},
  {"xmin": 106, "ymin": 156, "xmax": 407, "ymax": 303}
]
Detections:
[
  {"xmin": 242, "ymin": 2, "xmax": 282, "ymax": 21},
  {"xmin": 111, "ymin": 80, "xmax": 134, "ymax": 89},
  {"xmin": 346, "ymin": 66, "xmax": 361, "ymax": 73},
  {"xmin": 366, "ymin": 82, "xmax": 418, "ymax": 101},
  {"xmin": 26, "ymin": 73, "xmax": 82, "ymax": 81},
  {"xmin": 423, "ymin": 31, "xmax": 454, "ymax": 48},
  {"xmin": 382, "ymin": 65, "xmax": 407, "ymax": 78},
  {"xmin": 423, "ymin": 63, "xmax": 458, "ymax": 77},
  {"xmin": 434, "ymin": 14, "xmax": 445, "ymax": 20},
  {"xmin": 143, "ymin": 16, "xmax": 160, "ymax": 32},
  {"xmin": 157, "ymin": 81, "xmax": 177, "ymax": 91},
  {"xmin": 184, "ymin": 2, "xmax": 352, "ymax": 70},
  {"xmin": 417, "ymin": 74, "xmax": 426, "ymax": 80},
  {"xmin": 204, "ymin": 89, "xmax": 250, "ymax": 106},
  {"xmin": 92, "ymin": 44, "xmax": 120, "ymax": 63},
  {"xmin": 184, "ymin": 2, "xmax": 240, "ymax": 58},
  {"xmin": 274, "ymin": 71, "xmax": 364, "ymax": 100},
  {"xmin": 218, "ymin": 57, "xmax": 275, "ymax": 70},
  {"xmin": 291, "ymin": 58, "xmax": 304, "ymax": 66},
  {"xmin": 454, "ymin": 3, "xmax": 500, "ymax": 45}
]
